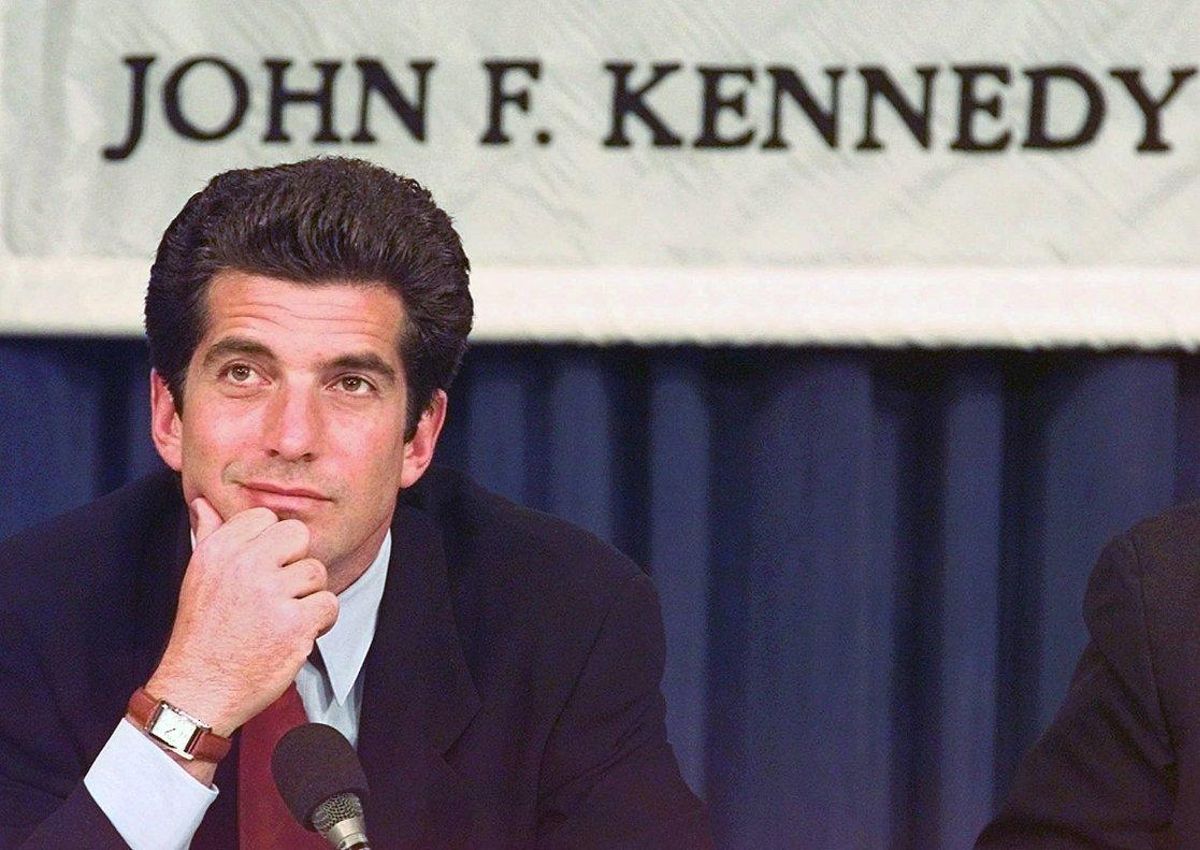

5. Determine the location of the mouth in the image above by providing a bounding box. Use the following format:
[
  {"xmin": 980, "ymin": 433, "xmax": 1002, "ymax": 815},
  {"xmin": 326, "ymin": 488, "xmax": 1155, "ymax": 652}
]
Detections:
[{"xmin": 238, "ymin": 481, "xmax": 332, "ymax": 509}]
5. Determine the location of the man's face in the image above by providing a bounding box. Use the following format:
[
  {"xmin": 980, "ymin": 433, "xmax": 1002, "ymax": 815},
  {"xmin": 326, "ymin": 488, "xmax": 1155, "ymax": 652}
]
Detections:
[{"xmin": 150, "ymin": 269, "xmax": 445, "ymax": 590}]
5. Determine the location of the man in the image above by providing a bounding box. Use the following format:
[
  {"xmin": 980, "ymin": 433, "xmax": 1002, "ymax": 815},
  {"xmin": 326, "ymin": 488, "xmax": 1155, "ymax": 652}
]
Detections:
[
  {"xmin": 976, "ymin": 504, "xmax": 1200, "ymax": 847},
  {"xmin": 0, "ymin": 157, "xmax": 711, "ymax": 848}
]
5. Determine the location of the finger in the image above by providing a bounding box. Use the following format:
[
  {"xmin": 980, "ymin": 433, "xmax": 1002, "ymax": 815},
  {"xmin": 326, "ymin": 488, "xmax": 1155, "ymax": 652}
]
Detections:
[
  {"xmin": 190, "ymin": 497, "xmax": 224, "ymax": 543},
  {"xmin": 247, "ymin": 519, "xmax": 311, "ymax": 567},
  {"xmin": 298, "ymin": 590, "xmax": 339, "ymax": 638},
  {"xmin": 213, "ymin": 506, "xmax": 280, "ymax": 543},
  {"xmin": 277, "ymin": 557, "xmax": 327, "ymax": 598}
]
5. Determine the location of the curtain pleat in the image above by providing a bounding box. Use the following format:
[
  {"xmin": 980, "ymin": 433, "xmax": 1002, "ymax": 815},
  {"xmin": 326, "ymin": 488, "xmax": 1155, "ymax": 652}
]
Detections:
[
  {"xmin": 930, "ymin": 363, "xmax": 1004, "ymax": 849},
  {"xmin": 648, "ymin": 353, "xmax": 711, "ymax": 795}
]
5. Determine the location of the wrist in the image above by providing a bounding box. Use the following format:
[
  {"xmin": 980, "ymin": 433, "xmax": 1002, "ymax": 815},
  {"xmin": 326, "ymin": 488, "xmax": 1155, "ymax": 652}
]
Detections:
[
  {"xmin": 144, "ymin": 668, "xmax": 242, "ymax": 737},
  {"xmin": 127, "ymin": 686, "xmax": 233, "ymax": 762}
]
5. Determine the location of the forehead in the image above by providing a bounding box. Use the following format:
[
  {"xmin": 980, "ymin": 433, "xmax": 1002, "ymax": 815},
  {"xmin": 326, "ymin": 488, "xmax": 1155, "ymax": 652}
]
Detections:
[{"xmin": 198, "ymin": 269, "xmax": 405, "ymax": 363}]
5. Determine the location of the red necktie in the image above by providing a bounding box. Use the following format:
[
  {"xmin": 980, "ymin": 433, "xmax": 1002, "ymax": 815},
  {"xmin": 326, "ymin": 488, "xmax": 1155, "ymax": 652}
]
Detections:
[{"xmin": 238, "ymin": 684, "xmax": 328, "ymax": 849}]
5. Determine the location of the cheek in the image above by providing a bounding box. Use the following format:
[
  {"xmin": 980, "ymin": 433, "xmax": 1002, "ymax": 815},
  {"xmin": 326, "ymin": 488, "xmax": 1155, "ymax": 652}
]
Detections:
[
  {"xmin": 352, "ymin": 436, "xmax": 407, "ymax": 488},
  {"xmin": 179, "ymin": 412, "xmax": 255, "ymax": 480},
  {"xmin": 330, "ymin": 412, "xmax": 407, "ymax": 467},
  {"xmin": 342, "ymin": 447, "xmax": 407, "ymax": 513}
]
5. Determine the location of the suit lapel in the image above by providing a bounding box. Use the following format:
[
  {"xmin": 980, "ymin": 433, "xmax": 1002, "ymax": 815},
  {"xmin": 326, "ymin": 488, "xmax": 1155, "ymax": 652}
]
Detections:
[{"xmin": 357, "ymin": 500, "xmax": 482, "ymax": 847}]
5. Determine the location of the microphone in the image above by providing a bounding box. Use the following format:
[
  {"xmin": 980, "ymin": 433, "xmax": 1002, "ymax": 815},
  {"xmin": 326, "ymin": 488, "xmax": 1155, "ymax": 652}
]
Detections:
[{"xmin": 272, "ymin": 723, "xmax": 372, "ymax": 850}]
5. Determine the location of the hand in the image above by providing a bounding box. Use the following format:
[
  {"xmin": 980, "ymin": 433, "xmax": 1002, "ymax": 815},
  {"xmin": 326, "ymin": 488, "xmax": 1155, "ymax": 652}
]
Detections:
[{"xmin": 144, "ymin": 497, "xmax": 339, "ymax": 737}]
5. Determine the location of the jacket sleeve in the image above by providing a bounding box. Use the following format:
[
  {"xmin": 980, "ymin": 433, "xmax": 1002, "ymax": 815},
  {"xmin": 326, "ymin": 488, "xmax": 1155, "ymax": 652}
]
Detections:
[
  {"xmin": 0, "ymin": 614, "xmax": 128, "ymax": 850},
  {"xmin": 534, "ymin": 572, "xmax": 714, "ymax": 850},
  {"xmin": 976, "ymin": 534, "xmax": 1176, "ymax": 848}
]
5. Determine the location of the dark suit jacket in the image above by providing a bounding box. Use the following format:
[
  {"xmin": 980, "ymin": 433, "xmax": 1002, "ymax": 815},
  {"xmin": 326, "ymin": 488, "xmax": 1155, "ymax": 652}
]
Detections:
[
  {"xmin": 0, "ymin": 467, "xmax": 711, "ymax": 849},
  {"xmin": 977, "ymin": 501, "xmax": 1200, "ymax": 848}
]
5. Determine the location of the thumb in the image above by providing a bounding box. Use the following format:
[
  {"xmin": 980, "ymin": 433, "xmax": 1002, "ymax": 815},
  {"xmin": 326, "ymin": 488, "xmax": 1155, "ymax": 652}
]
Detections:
[{"xmin": 190, "ymin": 496, "xmax": 224, "ymax": 543}]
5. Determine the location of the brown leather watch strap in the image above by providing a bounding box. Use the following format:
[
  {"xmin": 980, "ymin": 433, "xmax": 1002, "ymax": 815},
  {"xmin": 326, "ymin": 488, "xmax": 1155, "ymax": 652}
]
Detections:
[{"xmin": 126, "ymin": 687, "xmax": 232, "ymax": 763}]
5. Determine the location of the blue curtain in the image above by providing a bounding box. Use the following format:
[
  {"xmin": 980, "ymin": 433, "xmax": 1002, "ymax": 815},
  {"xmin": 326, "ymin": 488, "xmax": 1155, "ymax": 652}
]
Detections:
[{"xmin": 1, "ymin": 337, "xmax": 1194, "ymax": 849}]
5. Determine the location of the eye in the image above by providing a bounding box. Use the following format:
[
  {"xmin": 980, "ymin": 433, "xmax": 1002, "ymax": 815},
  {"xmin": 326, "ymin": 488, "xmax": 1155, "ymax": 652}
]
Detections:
[
  {"xmin": 335, "ymin": 375, "xmax": 375, "ymax": 395},
  {"xmin": 219, "ymin": 363, "xmax": 261, "ymax": 384}
]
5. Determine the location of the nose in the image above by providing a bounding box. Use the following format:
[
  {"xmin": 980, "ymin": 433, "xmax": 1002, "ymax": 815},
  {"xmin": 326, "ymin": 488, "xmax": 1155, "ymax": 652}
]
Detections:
[{"xmin": 264, "ymin": 383, "xmax": 322, "ymax": 461}]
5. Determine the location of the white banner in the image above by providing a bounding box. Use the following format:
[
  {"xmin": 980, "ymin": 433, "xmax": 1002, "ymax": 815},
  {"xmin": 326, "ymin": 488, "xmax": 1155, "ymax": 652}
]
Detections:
[{"xmin": 2, "ymin": 1, "xmax": 1200, "ymax": 345}]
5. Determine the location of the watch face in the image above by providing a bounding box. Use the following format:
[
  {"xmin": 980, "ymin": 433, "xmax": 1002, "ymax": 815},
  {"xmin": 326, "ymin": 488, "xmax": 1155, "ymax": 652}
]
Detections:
[{"xmin": 149, "ymin": 706, "xmax": 198, "ymax": 752}]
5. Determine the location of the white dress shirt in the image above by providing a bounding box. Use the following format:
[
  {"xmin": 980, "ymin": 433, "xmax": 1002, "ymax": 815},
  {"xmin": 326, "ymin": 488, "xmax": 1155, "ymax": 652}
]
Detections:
[{"xmin": 83, "ymin": 532, "xmax": 391, "ymax": 850}]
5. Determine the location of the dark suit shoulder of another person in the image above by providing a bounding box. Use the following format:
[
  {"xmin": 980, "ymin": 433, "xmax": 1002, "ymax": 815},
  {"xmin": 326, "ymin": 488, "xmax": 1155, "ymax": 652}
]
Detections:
[{"xmin": 977, "ymin": 498, "xmax": 1200, "ymax": 848}]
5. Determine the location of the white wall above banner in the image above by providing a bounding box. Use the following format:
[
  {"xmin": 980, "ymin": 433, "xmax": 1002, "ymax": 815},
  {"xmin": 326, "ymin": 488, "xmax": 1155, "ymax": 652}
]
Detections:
[{"xmin": 2, "ymin": 1, "xmax": 1199, "ymax": 346}]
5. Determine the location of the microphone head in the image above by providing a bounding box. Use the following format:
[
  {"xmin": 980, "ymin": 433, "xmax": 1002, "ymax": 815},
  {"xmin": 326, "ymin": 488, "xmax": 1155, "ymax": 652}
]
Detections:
[{"xmin": 271, "ymin": 723, "xmax": 370, "ymax": 832}]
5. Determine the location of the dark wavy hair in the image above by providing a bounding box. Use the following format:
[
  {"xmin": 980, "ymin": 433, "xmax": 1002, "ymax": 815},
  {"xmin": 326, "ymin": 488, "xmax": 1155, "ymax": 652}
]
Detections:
[{"xmin": 144, "ymin": 157, "xmax": 472, "ymax": 438}]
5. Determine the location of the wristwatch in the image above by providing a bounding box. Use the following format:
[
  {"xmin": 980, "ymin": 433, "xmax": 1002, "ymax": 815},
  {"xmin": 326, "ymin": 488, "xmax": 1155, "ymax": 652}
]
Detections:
[{"xmin": 126, "ymin": 687, "xmax": 232, "ymax": 762}]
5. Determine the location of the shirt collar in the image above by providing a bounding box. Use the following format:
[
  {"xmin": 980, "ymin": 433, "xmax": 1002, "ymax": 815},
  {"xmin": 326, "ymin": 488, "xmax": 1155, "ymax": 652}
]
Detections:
[{"xmin": 315, "ymin": 531, "xmax": 391, "ymax": 706}]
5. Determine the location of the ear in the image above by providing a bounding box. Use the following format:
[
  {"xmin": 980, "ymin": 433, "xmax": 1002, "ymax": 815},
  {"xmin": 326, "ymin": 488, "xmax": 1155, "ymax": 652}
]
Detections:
[
  {"xmin": 149, "ymin": 369, "xmax": 184, "ymax": 472},
  {"xmin": 400, "ymin": 389, "xmax": 447, "ymax": 488}
]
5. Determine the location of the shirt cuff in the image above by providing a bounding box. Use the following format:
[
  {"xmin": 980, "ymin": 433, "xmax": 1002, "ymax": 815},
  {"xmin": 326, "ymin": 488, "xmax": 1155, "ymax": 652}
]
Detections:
[{"xmin": 83, "ymin": 718, "xmax": 219, "ymax": 850}]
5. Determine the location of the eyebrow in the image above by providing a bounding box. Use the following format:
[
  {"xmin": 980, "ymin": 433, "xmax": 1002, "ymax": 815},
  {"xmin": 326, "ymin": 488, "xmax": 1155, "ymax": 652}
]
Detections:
[
  {"xmin": 324, "ymin": 352, "xmax": 398, "ymax": 387},
  {"xmin": 201, "ymin": 336, "xmax": 398, "ymax": 386},
  {"xmin": 202, "ymin": 337, "xmax": 276, "ymax": 371}
]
